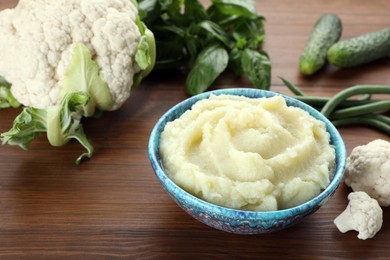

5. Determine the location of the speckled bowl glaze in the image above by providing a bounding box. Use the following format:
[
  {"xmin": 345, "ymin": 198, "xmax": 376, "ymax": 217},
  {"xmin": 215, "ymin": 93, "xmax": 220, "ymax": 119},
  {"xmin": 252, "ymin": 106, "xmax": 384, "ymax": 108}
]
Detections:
[{"xmin": 148, "ymin": 88, "xmax": 346, "ymax": 234}]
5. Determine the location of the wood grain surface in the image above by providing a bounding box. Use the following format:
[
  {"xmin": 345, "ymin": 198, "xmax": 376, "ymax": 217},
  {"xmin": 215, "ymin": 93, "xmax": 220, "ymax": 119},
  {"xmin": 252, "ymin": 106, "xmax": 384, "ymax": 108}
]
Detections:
[{"xmin": 1, "ymin": 0, "xmax": 389, "ymax": 258}]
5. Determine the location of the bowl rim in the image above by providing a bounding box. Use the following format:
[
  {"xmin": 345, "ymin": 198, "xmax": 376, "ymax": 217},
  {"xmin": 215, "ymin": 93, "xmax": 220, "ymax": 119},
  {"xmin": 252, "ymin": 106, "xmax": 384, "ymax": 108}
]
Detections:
[{"xmin": 148, "ymin": 88, "xmax": 347, "ymax": 218}]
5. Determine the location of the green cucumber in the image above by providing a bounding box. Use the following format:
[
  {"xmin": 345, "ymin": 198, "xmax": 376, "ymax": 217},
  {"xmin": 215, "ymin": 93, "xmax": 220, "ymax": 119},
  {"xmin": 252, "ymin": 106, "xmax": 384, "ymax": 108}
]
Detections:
[
  {"xmin": 328, "ymin": 28, "xmax": 390, "ymax": 67},
  {"xmin": 299, "ymin": 14, "xmax": 342, "ymax": 75}
]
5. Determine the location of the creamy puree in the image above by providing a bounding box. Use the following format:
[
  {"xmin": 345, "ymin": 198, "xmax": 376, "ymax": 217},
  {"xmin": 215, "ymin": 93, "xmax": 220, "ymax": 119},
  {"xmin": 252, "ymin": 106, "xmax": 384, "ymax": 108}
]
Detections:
[{"xmin": 160, "ymin": 94, "xmax": 335, "ymax": 211}]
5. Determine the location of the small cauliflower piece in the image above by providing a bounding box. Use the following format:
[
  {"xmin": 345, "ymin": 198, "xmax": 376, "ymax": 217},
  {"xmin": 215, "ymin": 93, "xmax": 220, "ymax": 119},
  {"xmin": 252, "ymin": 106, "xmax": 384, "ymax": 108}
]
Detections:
[
  {"xmin": 345, "ymin": 139, "xmax": 390, "ymax": 207},
  {"xmin": 334, "ymin": 191, "xmax": 383, "ymax": 240}
]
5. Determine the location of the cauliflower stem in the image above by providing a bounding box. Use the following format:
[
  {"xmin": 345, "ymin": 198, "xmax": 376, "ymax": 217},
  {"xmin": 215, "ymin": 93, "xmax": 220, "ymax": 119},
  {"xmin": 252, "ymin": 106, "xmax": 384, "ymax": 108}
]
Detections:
[
  {"xmin": 1, "ymin": 43, "xmax": 113, "ymax": 164},
  {"xmin": 62, "ymin": 43, "xmax": 113, "ymax": 117},
  {"xmin": 1, "ymin": 91, "xmax": 94, "ymax": 165}
]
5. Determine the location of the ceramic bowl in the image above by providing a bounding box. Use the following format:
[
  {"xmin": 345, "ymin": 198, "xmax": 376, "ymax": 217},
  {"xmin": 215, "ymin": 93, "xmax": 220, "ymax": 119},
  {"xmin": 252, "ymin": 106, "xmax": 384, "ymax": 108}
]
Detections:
[{"xmin": 148, "ymin": 88, "xmax": 346, "ymax": 234}]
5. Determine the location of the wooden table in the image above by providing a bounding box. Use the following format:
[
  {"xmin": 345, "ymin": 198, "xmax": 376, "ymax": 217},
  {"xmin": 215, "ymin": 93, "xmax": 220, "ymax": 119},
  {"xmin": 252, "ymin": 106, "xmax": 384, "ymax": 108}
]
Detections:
[{"xmin": 1, "ymin": 0, "xmax": 389, "ymax": 258}]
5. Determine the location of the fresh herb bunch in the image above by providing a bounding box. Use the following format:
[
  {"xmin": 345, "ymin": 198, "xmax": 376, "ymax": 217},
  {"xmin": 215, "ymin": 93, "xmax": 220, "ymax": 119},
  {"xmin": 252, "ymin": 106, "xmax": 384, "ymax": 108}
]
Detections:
[{"xmin": 137, "ymin": 0, "xmax": 271, "ymax": 95}]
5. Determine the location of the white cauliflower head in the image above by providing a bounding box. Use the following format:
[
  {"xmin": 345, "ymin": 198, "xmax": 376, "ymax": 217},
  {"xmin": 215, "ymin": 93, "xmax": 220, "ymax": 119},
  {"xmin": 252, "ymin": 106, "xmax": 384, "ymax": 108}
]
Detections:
[
  {"xmin": 344, "ymin": 139, "xmax": 390, "ymax": 207},
  {"xmin": 0, "ymin": 0, "xmax": 150, "ymax": 110},
  {"xmin": 334, "ymin": 191, "xmax": 383, "ymax": 240},
  {"xmin": 0, "ymin": 0, "xmax": 155, "ymax": 164}
]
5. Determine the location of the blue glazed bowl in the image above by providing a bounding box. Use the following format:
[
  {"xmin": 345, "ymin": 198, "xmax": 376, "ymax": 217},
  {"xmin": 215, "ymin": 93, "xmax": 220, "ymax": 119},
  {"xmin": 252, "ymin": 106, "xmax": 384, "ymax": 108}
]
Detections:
[{"xmin": 148, "ymin": 88, "xmax": 346, "ymax": 234}]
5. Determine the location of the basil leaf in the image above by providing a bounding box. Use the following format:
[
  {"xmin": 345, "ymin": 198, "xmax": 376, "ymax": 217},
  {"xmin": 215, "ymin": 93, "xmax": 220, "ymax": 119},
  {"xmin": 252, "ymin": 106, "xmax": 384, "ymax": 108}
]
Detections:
[
  {"xmin": 232, "ymin": 16, "xmax": 265, "ymax": 48},
  {"xmin": 139, "ymin": 0, "xmax": 271, "ymax": 94},
  {"xmin": 138, "ymin": 0, "xmax": 160, "ymax": 24},
  {"xmin": 159, "ymin": 0, "xmax": 187, "ymax": 26},
  {"xmin": 212, "ymin": 0, "xmax": 257, "ymax": 17},
  {"xmin": 228, "ymin": 48, "xmax": 243, "ymax": 75},
  {"xmin": 159, "ymin": 0, "xmax": 182, "ymax": 10},
  {"xmin": 185, "ymin": 0, "xmax": 208, "ymax": 22},
  {"xmin": 185, "ymin": 38, "xmax": 199, "ymax": 62},
  {"xmin": 185, "ymin": 44, "xmax": 229, "ymax": 95},
  {"xmin": 152, "ymin": 24, "xmax": 186, "ymax": 37},
  {"xmin": 198, "ymin": 20, "xmax": 232, "ymax": 48},
  {"xmin": 138, "ymin": 0, "xmax": 157, "ymax": 13},
  {"xmin": 154, "ymin": 38, "xmax": 187, "ymax": 70},
  {"xmin": 241, "ymin": 48, "xmax": 271, "ymax": 90}
]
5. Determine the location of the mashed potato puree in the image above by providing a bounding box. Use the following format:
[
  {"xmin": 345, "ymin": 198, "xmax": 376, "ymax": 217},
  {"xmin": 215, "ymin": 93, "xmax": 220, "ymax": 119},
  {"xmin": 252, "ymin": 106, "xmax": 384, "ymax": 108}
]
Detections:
[{"xmin": 160, "ymin": 94, "xmax": 335, "ymax": 211}]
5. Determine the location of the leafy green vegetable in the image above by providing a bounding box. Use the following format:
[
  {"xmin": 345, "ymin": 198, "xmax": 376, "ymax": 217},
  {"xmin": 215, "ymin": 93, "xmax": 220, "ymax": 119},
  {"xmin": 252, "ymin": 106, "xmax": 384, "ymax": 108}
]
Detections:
[
  {"xmin": 1, "ymin": 107, "xmax": 47, "ymax": 149},
  {"xmin": 1, "ymin": 43, "xmax": 108, "ymax": 164},
  {"xmin": 1, "ymin": 92, "xmax": 93, "ymax": 164},
  {"xmin": 212, "ymin": 0, "xmax": 257, "ymax": 17},
  {"xmin": 0, "ymin": 76, "xmax": 20, "ymax": 109},
  {"xmin": 138, "ymin": 0, "xmax": 271, "ymax": 94},
  {"xmin": 198, "ymin": 20, "xmax": 232, "ymax": 48},
  {"xmin": 240, "ymin": 49, "xmax": 271, "ymax": 90},
  {"xmin": 186, "ymin": 44, "xmax": 229, "ymax": 95}
]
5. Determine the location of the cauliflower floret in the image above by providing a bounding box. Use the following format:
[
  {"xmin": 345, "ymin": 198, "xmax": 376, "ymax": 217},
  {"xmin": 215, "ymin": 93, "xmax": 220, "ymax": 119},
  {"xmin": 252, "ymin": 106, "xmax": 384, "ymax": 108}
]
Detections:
[
  {"xmin": 0, "ymin": 0, "xmax": 141, "ymax": 110},
  {"xmin": 334, "ymin": 191, "xmax": 383, "ymax": 240},
  {"xmin": 344, "ymin": 139, "xmax": 390, "ymax": 207}
]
